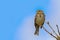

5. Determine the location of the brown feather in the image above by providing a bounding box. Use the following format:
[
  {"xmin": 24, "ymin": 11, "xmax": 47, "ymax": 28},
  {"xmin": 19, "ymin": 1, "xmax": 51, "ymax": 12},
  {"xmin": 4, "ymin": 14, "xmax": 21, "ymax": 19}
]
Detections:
[{"xmin": 34, "ymin": 10, "xmax": 45, "ymax": 35}]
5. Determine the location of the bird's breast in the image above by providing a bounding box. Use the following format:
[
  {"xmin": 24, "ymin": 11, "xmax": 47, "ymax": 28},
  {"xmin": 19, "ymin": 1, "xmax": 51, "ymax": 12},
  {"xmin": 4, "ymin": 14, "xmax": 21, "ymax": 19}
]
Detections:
[{"xmin": 36, "ymin": 16, "xmax": 45, "ymax": 26}]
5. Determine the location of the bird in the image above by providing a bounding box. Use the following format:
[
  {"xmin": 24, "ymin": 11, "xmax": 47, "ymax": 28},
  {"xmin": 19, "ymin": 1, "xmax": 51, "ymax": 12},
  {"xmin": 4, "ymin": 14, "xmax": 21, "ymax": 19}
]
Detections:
[{"xmin": 34, "ymin": 10, "xmax": 45, "ymax": 35}]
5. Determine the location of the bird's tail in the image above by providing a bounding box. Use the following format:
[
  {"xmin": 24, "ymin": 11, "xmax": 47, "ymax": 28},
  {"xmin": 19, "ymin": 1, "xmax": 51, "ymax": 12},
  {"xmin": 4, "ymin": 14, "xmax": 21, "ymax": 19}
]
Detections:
[{"xmin": 34, "ymin": 27, "xmax": 39, "ymax": 35}]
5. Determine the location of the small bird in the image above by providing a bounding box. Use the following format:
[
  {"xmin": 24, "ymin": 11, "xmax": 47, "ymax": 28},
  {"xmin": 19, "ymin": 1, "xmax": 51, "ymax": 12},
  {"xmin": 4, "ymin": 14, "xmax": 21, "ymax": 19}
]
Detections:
[{"xmin": 34, "ymin": 10, "xmax": 45, "ymax": 35}]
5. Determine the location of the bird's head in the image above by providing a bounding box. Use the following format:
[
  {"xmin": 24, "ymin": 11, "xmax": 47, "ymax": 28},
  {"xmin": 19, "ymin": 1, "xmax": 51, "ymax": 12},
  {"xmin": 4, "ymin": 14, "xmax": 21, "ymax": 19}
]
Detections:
[
  {"xmin": 37, "ymin": 10, "xmax": 44, "ymax": 14},
  {"xmin": 36, "ymin": 10, "xmax": 45, "ymax": 17}
]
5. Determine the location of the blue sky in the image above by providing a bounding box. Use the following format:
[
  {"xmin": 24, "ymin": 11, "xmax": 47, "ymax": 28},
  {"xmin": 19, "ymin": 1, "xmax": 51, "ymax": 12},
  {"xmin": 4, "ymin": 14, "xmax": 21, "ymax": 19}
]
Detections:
[{"xmin": 0, "ymin": 0, "xmax": 60, "ymax": 40}]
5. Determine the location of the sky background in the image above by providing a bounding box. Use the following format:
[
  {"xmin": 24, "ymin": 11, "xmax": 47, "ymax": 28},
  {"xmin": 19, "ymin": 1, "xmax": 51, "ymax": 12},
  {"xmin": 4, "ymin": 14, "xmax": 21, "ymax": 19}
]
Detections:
[{"xmin": 0, "ymin": 0, "xmax": 60, "ymax": 40}]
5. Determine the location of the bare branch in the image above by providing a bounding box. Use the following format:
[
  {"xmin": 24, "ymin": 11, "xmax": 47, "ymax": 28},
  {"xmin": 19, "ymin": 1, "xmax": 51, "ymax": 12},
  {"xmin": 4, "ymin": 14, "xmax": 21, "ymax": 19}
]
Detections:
[
  {"xmin": 46, "ymin": 22, "xmax": 58, "ymax": 36},
  {"xmin": 42, "ymin": 26, "xmax": 57, "ymax": 39},
  {"xmin": 56, "ymin": 25, "xmax": 60, "ymax": 35}
]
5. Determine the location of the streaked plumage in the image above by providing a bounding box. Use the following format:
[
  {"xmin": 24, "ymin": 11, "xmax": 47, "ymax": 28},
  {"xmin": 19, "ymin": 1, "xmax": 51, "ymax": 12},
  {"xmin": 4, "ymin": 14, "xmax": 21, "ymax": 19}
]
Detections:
[{"xmin": 34, "ymin": 10, "xmax": 45, "ymax": 35}]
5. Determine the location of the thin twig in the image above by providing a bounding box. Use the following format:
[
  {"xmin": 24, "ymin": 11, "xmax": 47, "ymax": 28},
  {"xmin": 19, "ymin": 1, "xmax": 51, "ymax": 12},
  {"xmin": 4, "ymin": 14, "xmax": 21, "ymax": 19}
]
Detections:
[
  {"xmin": 56, "ymin": 25, "xmax": 60, "ymax": 35},
  {"xmin": 46, "ymin": 22, "xmax": 58, "ymax": 36},
  {"xmin": 42, "ymin": 26, "xmax": 57, "ymax": 39}
]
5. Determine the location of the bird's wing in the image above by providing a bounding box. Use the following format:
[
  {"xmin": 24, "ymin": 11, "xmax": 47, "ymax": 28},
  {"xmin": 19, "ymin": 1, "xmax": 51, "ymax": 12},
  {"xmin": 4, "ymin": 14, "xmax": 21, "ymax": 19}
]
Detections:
[
  {"xmin": 34, "ymin": 15, "xmax": 39, "ymax": 27},
  {"xmin": 34, "ymin": 16, "xmax": 36, "ymax": 26}
]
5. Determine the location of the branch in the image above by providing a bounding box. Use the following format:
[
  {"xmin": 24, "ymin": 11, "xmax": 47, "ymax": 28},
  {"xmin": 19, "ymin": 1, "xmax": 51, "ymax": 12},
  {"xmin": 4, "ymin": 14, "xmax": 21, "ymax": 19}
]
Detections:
[
  {"xmin": 42, "ymin": 26, "xmax": 57, "ymax": 39},
  {"xmin": 46, "ymin": 22, "xmax": 58, "ymax": 36},
  {"xmin": 56, "ymin": 25, "xmax": 60, "ymax": 35}
]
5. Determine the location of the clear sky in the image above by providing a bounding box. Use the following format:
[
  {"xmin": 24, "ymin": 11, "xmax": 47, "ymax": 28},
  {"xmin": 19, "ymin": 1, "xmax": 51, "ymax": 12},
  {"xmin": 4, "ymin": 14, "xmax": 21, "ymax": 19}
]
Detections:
[{"xmin": 0, "ymin": 0, "xmax": 60, "ymax": 40}]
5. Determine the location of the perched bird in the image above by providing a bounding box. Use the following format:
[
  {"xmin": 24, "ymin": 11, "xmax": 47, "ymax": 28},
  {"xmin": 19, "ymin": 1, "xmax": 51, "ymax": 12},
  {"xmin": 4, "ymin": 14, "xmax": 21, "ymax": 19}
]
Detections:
[{"xmin": 34, "ymin": 10, "xmax": 45, "ymax": 35}]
